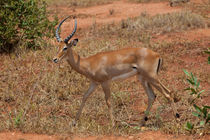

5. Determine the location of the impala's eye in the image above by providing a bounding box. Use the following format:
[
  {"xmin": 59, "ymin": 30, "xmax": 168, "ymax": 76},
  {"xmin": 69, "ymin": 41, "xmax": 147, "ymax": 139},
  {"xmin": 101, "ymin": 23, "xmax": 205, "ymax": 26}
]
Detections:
[{"xmin": 63, "ymin": 47, "xmax": 67, "ymax": 51}]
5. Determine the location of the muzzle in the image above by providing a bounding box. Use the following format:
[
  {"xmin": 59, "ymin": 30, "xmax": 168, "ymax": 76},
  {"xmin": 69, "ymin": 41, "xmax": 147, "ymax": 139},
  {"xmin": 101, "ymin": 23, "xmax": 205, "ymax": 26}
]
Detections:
[{"xmin": 53, "ymin": 58, "xmax": 58, "ymax": 63}]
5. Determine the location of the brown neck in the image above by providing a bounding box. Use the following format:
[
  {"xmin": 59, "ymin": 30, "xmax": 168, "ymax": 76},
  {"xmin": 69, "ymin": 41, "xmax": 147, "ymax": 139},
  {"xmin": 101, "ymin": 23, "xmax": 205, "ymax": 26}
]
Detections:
[{"xmin": 66, "ymin": 49, "xmax": 85, "ymax": 75}]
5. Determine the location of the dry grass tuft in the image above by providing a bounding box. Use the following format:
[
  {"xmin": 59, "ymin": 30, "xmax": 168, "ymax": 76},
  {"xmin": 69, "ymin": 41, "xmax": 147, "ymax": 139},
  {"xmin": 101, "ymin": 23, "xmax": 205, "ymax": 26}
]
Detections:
[
  {"xmin": 187, "ymin": 0, "xmax": 210, "ymax": 19},
  {"xmin": 45, "ymin": 0, "xmax": 116, "ymax": 7},
  {"xmin": 92, "ymin": 11, "xmax": 205, "ymax": 40}
]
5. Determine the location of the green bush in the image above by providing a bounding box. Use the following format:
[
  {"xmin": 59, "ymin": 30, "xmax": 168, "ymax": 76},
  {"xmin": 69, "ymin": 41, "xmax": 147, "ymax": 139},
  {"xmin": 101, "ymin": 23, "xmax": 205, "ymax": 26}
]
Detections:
[
  {"xmin": 0, "ymin": 0, "xmax": 58, "ymax": 53},
  {"xmin": 183, "ymin": 70, "xmax": 210, "ymax": 134}
]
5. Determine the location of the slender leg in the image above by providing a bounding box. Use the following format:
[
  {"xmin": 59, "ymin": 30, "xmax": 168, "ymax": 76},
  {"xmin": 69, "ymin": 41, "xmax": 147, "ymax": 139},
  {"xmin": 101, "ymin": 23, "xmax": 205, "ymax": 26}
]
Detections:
[
  {"xmin": 101, "ymin": 81, "xmax": 115, "ymax": 126},
  {"xmin": 138, "ymin": 75, "xmax": 156, "ymax": 126},
  {"xmin": 150, "ymin": 81, "xmax": 179, "ymax": 118},
  {"xmin": 158, "ymin": 79, "xmax": 179, "ymax": 118},
  {"xmin": 158, "ymin": 80, "xmax": 171, "ymax": 93},
  {"xmin": 72, "ymin": 82, "xmax": 98, "ymax": 126},
  {"xmin": 138, "ymin": 69, "xmax": 179, "ymax": 119}
]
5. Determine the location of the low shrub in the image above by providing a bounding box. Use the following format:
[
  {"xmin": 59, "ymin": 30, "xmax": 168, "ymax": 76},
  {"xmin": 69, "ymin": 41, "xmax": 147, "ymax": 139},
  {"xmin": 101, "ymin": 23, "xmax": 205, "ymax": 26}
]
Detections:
[{"xmin": 0, "ymin": 0, "xmax": 57, "ymax": 53}]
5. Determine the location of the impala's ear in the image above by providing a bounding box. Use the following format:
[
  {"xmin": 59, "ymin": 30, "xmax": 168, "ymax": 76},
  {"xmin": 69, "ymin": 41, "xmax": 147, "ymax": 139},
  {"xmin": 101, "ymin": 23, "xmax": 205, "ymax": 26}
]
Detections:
[{"xmin": 72, "ymin": 38, "xmax": 78, "ymax": 46}]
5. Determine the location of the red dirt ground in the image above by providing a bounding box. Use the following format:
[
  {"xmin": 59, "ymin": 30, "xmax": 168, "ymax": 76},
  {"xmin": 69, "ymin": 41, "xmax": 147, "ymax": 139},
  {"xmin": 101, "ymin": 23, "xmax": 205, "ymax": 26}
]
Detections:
[
  {"xmin": 1, "ymin": 0, "xmax": 209, "ymax": 140},
  {"xmin": 1, "ymin": 131, "xmax": 209, "ymax": 140}
]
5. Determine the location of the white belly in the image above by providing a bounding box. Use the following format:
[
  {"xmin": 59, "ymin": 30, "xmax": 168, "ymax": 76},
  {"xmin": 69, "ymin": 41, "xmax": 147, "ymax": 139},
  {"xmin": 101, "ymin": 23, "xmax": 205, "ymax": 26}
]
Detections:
[{"xmin": 111, "ymin": 69, "xmax": 138, "ymax": 81}]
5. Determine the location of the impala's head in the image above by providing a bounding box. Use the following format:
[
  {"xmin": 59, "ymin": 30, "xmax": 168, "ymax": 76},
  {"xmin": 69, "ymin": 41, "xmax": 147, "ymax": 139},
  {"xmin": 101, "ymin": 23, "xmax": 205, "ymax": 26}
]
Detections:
[{"xmin": 53, "ymin": 16, "xmax": 78, "ymax": 63}]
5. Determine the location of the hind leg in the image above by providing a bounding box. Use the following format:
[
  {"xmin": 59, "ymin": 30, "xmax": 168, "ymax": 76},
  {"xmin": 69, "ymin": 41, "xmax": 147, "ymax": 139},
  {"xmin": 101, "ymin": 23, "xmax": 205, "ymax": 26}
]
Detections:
[
  {"xmin": 138, "ymin": 69, "xmax": 179, "ymax": 119},
  {"xmin": 138, "ymin": 75, "xmax": 156, "ymax": 126},
  {"xmin": 151, "ymin": 82, "xmax": 179, "ymax": 118},
  {"xmin": 145, "ymin": 77, "xmax": 179, "ymax": 119}
]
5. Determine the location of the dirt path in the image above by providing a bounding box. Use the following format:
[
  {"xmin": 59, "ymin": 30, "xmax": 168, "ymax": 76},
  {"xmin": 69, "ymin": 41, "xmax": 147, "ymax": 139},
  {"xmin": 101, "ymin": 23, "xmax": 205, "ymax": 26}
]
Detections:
[{"xmin": 2, "ymin": 131, "xmax": 209, "ymax": 140}]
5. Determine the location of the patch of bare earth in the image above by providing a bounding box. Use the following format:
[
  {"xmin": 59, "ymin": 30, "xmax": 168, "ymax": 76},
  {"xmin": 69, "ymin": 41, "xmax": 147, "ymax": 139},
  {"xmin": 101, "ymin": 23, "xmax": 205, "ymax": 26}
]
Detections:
[{"xmin": 1, "ymin": 131, "xmax": 209, "ymax": 140}]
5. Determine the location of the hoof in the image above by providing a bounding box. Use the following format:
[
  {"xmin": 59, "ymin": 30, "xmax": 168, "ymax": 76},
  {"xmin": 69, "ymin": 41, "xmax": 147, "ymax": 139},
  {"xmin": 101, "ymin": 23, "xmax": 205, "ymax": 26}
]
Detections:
[
  {"xmin": 71, "ymin": 120, "xmax": 77, "ymax": 127},
  {"xmin": 176, "ymin": 113, "xmax": 180, "ymax": 118},
  {"xmin": 144, "ymin": 117, "xmax": 148, "ymax": 121}
]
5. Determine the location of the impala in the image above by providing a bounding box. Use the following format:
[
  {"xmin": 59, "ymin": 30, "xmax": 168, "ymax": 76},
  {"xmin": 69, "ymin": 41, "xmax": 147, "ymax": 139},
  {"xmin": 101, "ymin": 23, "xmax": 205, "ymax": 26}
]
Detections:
[{"xmin": 53, "ymin": 16, "xmax": 179, "ymax": 126}]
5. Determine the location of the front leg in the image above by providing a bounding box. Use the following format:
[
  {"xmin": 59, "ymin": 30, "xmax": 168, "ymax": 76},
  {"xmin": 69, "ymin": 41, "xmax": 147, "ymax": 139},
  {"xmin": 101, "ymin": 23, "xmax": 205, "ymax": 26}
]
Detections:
[
  {"xmin": 72, "ymin": 82, "xmax": 98, "ymax": 126},
  {"xmin": 101, "ymin": 81, "xmax": 115, "ymax": 126}
]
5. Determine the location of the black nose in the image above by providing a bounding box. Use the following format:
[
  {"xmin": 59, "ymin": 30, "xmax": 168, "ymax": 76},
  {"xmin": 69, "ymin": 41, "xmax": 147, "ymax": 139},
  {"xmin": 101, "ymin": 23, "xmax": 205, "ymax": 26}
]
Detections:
[{"xmin": 53, "ymin": 58, "xmax": 58, "ymax": 63}]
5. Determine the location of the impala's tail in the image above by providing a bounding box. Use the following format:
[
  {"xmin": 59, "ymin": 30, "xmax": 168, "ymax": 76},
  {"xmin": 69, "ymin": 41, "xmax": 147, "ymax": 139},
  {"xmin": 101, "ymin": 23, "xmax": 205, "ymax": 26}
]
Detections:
[{"xmin": 156, "ymin": 58, "xmax": 163, "ymax": 75}]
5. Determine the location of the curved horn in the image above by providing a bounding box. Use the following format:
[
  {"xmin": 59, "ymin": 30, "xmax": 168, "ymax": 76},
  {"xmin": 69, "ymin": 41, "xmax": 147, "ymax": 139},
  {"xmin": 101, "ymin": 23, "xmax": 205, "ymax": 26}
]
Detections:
[
  {"xmin": 55, "ymin": 16, "xmax": 70, "ymax": 42},
  {"xmin": 63, "ymin": 18, "xmax": 77, "ymax": 44}
]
